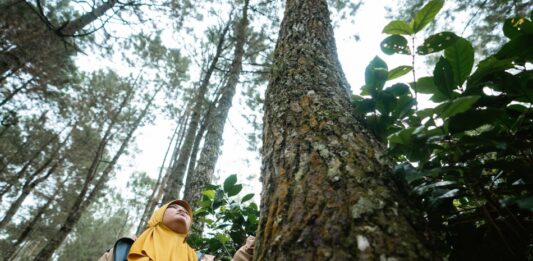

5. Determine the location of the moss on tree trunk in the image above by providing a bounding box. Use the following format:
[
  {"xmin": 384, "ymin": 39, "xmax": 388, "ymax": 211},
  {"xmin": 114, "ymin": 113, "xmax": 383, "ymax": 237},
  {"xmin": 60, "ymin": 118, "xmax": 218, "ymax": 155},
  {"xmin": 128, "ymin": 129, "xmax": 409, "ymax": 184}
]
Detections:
[{"xmin": 254, "ymin": 0, "xmax": 437, "ymax": 260}]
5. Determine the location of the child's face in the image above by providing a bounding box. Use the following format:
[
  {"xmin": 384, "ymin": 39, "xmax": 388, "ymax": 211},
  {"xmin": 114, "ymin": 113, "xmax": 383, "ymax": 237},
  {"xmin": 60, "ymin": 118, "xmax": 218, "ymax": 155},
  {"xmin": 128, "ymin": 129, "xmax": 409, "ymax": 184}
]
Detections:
[{"xmin": 162, "ymin": 203, "xmax": 191, "ymax": 234}]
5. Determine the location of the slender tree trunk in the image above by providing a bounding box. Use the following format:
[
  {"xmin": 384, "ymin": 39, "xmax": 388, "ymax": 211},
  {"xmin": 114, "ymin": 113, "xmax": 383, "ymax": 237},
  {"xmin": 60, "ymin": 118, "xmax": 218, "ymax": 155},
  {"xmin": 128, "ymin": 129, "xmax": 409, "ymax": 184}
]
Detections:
[
  {"xmin": 0, "ymin": 162, "xmax": 58, "ymax": 230},
  {"xmin": 3, "ymin": 179, "xmax": 61, "ymax": 261},
  {"xmin": 33, "ymin": 85, "xmax": 160, "ymax": 261},
  {"xmin": 135, "ymin": 113, "xmax": 185, "ymax": 234},
  {"xmin": 0, "ymin": 125, "xmax": 64, "ymax": 203},
  {"xmin": 0, "ymin": 78, "xmax": 33, "ymax": 107},
  {"xmin": 183, "ymin": 0, "xmax": 249, "ymax": 208},
  {"xmin": 0, "ymin": 0, "xmax": 118, "ymax": 78},
  {"xmin": 254, "ymin": 1, "xmax": 437, "ymax": 260},
  {"xmin": 59, "ymin": 0, "xmax": 118, "ymax": 36},
  {"xmin": 162, "ymin": 22, "xmax": 231, "ymax": 203}
]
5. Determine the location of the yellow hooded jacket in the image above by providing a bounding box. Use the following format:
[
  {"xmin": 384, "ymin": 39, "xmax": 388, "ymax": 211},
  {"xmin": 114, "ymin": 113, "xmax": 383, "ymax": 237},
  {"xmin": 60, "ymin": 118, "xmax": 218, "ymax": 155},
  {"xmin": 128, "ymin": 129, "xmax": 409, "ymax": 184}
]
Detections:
[{"xmin": 128, "ymin": 200, "xmax": 197, "ymax": 261}]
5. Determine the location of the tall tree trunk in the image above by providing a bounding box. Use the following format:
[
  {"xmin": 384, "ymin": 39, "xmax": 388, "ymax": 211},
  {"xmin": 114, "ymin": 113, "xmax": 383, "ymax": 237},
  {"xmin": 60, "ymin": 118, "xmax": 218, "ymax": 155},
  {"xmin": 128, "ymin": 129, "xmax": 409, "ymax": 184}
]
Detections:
[
  {"xmin": 0, "ymin": 161, "xmax": 58, "ymax": 230},
  {"xmin": 162, "ymin": 22, "xmax": 231, "ymax": 203},
  {"xmin": 59, "ymin": 0, "xmax": 118, "ymax": 36},
  {"xmin": 135, "ymin": 111, "xmax": 187, "ymax": 234},
  {"xmin": 183, "ymin": 0, "xmax": 249, "ymax": 208},
  {"xmin": 33, "ymin": 85, "xmax": 160, "ymax": 261},
  {"xmin": 0, "ymin": 0, "xmax": 118, "ymax": 78},
  {"xmin": 254, "ymin": 1, "xmax": 436, "ymax": 260},
  {"xmin": 3, "ymin": 177, "xmax": 63, "ymax": 261}
]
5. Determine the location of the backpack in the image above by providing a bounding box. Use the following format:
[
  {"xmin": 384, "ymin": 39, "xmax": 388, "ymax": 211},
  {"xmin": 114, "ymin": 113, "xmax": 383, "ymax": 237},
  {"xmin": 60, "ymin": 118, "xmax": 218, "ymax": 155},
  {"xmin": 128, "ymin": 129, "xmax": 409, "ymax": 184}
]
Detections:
[{"xmin": 98, "ymin": 237, "xmax": 214, "ymax": 261}]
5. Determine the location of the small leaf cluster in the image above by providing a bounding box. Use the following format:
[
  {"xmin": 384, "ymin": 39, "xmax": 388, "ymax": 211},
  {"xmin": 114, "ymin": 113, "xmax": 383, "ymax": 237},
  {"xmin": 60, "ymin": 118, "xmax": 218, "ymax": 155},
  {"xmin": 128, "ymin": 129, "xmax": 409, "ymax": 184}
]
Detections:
[
  {"xmin": 354, "ymin": 0, "xmax": 533, "ymax": 258},
  {"xmin": 188, "ymin": 175, "xmax": 258, "ymax": 261}
]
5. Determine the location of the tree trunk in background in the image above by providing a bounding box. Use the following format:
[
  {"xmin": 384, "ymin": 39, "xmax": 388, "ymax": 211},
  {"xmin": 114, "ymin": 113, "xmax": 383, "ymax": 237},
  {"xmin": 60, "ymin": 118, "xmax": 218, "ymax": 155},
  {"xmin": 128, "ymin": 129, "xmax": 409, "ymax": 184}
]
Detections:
[
  {"xmin": 183, "ymin": 0, "xmax": 249, "ymax": 209},
  {"xmin": 32, "ymin": 85, "xmax": 160, "ymax": 261},
  {"xmin": 59, "ymin": 0, "xmax": 118, "ymax": 36},
  {"xmin": 254, "ymin": 0, "xmax": 436, "ymax": 260},
  {"xmin": 3, "ymin": 184, "xmax": 58, "ymax": 261},
  {"xmin": 162, "ymin": 22, "xmax": 231, "ymax": 203},
  {"xmin": 0, "ymin": 162, "xmax": 58, "ymax": 230},
  {"xmin": 136, "ymin": 110, "xmax": 189, "ymax": 234},
  {"xmin": 0, "ymin": 0, "xmax": 118, "ymax": 78}
]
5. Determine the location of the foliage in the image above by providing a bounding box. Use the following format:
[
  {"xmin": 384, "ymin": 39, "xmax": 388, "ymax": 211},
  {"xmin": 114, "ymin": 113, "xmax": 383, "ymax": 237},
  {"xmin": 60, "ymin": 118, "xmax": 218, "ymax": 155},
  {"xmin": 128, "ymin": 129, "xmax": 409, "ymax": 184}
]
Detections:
[
  {"xmin": 188, "ymin": 175, "xmax": 258, "ymax": 261},
  {"xmin": 354, "ymin": 1, "xmax": 533, "ymax": 259},
  {"xmin": 387, "ymin": 0, "xmax": 532, "ymax": 57}
]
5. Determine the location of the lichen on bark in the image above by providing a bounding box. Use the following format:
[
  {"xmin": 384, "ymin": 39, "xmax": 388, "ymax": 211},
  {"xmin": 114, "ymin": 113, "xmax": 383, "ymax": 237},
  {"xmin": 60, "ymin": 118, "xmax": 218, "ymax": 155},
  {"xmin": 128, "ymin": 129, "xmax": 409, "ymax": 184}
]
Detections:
[{"xmin": 254, "ymin": 0, "xmax": 437, "ymax": 260}]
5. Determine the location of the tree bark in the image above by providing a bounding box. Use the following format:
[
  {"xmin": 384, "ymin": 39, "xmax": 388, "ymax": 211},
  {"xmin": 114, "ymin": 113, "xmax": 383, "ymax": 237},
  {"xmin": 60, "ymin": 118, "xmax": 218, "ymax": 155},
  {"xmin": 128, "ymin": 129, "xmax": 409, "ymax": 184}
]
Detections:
[
  {"xmin": 254, "ymin": 1, "xmax": 436, "ymax": 260},
  {"xmin": 162, "ymin": 22, "xmax": 231, "ymax": 203},
  {"xmin": 135, "ymin": 110, "xmax": 188, "ymax": 234},
  {"xmin": 183, "ymin": 0, "xmax": 249, "ymax": 209}
]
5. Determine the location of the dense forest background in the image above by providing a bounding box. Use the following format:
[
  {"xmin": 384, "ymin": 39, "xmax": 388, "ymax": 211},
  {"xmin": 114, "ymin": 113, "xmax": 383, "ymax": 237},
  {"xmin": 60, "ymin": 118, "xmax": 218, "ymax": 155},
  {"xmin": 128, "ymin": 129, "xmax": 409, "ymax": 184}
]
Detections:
[{"xmin": 0, "ymin": 0, "xmax": 531, "ymax": 260}]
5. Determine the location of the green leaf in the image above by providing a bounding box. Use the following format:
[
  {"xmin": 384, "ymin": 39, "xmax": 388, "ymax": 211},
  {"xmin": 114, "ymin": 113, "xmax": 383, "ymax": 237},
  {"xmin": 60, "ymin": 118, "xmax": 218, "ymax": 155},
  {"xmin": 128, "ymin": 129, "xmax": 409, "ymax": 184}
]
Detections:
[
  {"xmin": 444, "ymin": 38, "xmax": 474, "ymax": 86},
  {"xmin": 448, "ymin": 109, "xmax": 505, "ymax": 134},
  {"xmin": 226, "ymin": 184, "xmax": 243, "ymax": 197},
  {"xmin": 388, "ymin": 127, "xmax": 415, "ymax": 144},
  {"xmin": 411, "ymin": 0, "xmax": 444, "ymax": 33},
  {"xmin": 413, "ymin": 76, "xmax": 437, "ymax": 94},
  {"xmin": 467, "ymin": 57, "xmax": 514, "ymax": 88},
  {"xmin": 354, "ymin": 98, "xmax": 375, "ymax": 114},
  {"xmin": 496, "ymin": 34, "xmax": 533, "ymax": 60},
  {"xmin": 213, "ymin": 189, "xmax": 225, "ymax": 209},
  {"xmin": 388, "ymin": 66, "xmax": 413, "ymax": 80},
  {"xmin": 223, "ymin": 174, "xmax": 238, "ymax": 193},
  {"xmin": 385, "ymin": 83, "xmax": 411, "ymax": 96},
  {"xmin": 417, "ymin": 32, "xmax": 459, "ymax": 54},
  {"xmin": 434, "ymin": 96, "xmax": 480, "ymax": 119},
  {"xmin": 433, "ymin": 56, "xmax": 455, "ymax": 97},
  {"xmin": 365, "ymin": 56, "xmax": 388, "ymax": 92},
  {"xmin": 201, "ymin": 190, "xmax": 216, "ymax": 200},
  {"xmin": 241, "ymin": 193, "xmax": 254, "ymax": 203},
  {"xmin": 503, "ymin": 17, "xmax": 533, "ymax": 39},
  {"xmin": 381, "ymin": 35, "xmax": 411, "ymax": 55},
  {"xmin": 382, "ymin": 20, "xmax": 413, "ymax": 35}
]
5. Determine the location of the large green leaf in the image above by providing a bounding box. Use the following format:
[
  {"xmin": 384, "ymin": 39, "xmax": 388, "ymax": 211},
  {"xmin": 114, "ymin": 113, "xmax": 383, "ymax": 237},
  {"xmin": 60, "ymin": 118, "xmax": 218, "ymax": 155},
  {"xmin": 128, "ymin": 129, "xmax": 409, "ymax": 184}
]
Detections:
[
  {"xmin": 382, "ymin": 20, "xmax": 413, "ymax": 35},
  {"xmin": 414, "ymin": 76, "xmax": 438, "ymax": 94},
  {"xmin": 467, "ymin": 57, "xmax": 514, "ymax": 88},
  {"xmin": 381, "ymin": 35, "xmax": 411, "ymax": 55},
  {"xmin": 241, "ymin": 193, "xmax": 254, "ymax": 203},
  {"xmin": 365, "ymin": 56, "xmax": 388, "ymax": 92},
  {"xmin": 417, "ymin": 32, "xmax": 459, "ymax": 54},
  {"xmin": 503, "ymin": 17, "xmax": 533, "ymax": 39},
  {"xmin": 410, "ymin": 0, "xmax": 445, "ymax": 33},
  {"xmin": 223, "ymin": 174, "xmax": 238, "ymax": 193},
  {"xmin": 496, "ymin": 34, "xmax": 533, "ymax": 60},
  {"xmin": 434, "ymin": 96, "xmax": 480, "ymax": 119},
  {"xmin": 388, "ymin": 127, "xmax": 415, "ymax": 144},
  {"xmin": 448, "ymin": 109, "xmax": 505, "ymax": 134},
  {"xmin": 433, "ymin": 56, "xmax": 455, "ymax": 98},
  {"xmin": 201, "ymin": 190, "xmax": 216, "ymax": 200},
  {"xmin": 388, "ymin": 66, "xmax": 413, "ymax": 80},
  {"xmin": 444, "ymin": 38, "xmax": 474, "ymax": 86},
  {"xmin": 226, "ymin": 184, "xmax": 243, "ymax": 197}
]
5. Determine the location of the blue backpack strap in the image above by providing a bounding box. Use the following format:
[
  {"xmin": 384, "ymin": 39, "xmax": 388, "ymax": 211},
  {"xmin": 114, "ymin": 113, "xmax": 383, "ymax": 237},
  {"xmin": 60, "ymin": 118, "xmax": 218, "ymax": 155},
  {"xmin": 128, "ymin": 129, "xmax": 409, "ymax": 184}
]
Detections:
[
  {"xmin": 196, "ymin": 251, "xmax": 204, "ymax": 261},
  {"xmin": 113, "ymin": 237, "xmax": 135, "ymax": 261}
]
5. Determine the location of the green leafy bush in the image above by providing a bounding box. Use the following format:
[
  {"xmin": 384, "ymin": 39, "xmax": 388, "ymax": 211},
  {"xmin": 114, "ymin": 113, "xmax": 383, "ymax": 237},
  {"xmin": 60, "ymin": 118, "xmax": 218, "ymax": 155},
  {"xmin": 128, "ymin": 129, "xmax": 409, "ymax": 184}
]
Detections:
[
  {"xmin": 354, "ymin": 0, "xmax": 533, "ymax": 259},
  {"xmin": 188, "ymin": 174, "xmax": 258, "ymax": 260}
]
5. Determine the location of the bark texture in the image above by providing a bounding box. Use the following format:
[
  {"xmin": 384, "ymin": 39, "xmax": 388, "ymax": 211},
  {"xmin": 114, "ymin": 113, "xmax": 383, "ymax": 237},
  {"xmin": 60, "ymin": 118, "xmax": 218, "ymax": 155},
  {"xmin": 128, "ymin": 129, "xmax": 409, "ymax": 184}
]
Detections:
[
  {"xmin": 162, "ymin": 22, "xmax": 230, "ymax": 203},
  {"xmin": 254, "ymin": 1, "xmax": 435, "ymax": 260},
  {"xmin": 183, "ymin": 0, "xmax": 249, "ymax": 208}
]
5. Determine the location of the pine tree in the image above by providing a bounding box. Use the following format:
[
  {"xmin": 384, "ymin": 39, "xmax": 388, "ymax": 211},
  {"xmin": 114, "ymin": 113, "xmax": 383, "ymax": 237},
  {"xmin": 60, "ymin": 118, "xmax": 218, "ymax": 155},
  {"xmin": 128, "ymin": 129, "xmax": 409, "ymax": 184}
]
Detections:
[{"xmin": 254, "ymin": 0, "xmax": 437, "ymax": 259}]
